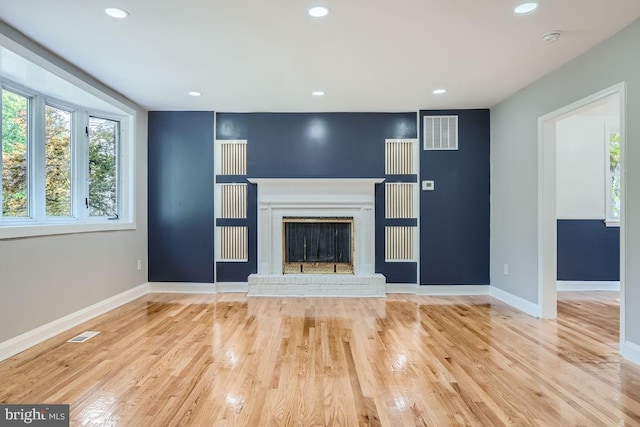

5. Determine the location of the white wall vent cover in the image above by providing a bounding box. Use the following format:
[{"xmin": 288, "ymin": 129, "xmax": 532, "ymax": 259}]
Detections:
[
  {"xmin": 424, "ymin": 116, "xmax": 458, "ymax": 150},
  {"xmin": 67, "ymin": 331, "xmax": 100, "ymax": 343}
]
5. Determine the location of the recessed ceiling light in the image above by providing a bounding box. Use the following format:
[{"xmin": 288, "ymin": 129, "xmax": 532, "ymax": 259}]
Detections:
[
  {"xmin": 188, "ymin": 91, "xmax": 202, "ymax": 97},
  {"xmin": 308, "ymin": 6, "xmax": 329, "ymax": 17},
  {"xmin": 312, "ymin": 91, "xmax": 325, "ymax": 96},
  {"xmin": 105, "ymin": 7, "xmax": 129, "ymax": 19},
  {"xmin": 514, "ymin": 2, "xmax": 538, "ymax": 14},
  {"xmin": 433, "ymin": 89, "xmax": 447, "ymax": 94}
]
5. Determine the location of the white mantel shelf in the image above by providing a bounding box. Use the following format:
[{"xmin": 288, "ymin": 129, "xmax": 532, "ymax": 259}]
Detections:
[{"xmin": 248, "ymin": 177, "xmax": 387, "ymax": 297}]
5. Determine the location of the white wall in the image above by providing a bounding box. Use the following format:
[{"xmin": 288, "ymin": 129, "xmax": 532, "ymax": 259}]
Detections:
[
  {"xmin": 491, "ymin": 18, "xmax": 640, "ymax": 347},
  {"xmin": 0, "ymin": 22, "xmax": 148, "ymax": 343},
  {"xmin": 556, "ymin": 115, "xmax": 607, "ymax": 219}
]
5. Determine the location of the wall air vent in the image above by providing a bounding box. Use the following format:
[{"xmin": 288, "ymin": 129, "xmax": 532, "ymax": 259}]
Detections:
[
  {"xmin": 67, "ymin": 331, "xmax": 100, "ymax": 343},
  {"xmin": 424, "ymin": 116, "xmax": 458, "ymax": 150}
]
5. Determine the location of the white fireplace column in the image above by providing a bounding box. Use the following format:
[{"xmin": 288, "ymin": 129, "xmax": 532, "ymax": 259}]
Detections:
[{"xmin": 247, "ymin": 178, "xmax": 387, "ymax": 297}]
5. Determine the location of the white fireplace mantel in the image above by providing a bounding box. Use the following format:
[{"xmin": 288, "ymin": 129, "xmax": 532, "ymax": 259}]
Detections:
[{"xmin": 248, "ymin": 178, "xmax": 383, "ymax": 277}]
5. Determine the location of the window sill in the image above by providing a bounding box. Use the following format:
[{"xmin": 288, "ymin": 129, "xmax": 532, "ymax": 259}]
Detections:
[
  {"xmin": 604, "ymin": 219, "xmax": 620, "ymax": 228},
  {"xmin": 0, "ymin": 221, "xmax": 136, "ymax": 240}
]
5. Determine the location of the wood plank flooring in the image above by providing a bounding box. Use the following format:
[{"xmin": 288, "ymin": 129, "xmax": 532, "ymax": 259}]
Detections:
[{"xmin": 1, "ymin": 292, "xmax": 639, "ymax": 426}]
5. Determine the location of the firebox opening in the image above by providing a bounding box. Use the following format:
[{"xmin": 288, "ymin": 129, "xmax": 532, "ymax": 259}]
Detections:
[{"xmin": 283, "ymin": 217, "xmax": 354, "ymax": 274}]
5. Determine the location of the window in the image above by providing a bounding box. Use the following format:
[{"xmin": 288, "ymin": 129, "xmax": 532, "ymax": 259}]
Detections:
[
  {"xmin": 45, "ymin": 104, "xmax": 73, "ymax": 217},
  {"xmin": 0, "ymin": 76, "xmax": 132, "ymax": 238},
  {"xmin": 1, "ymin": 89, "xmax": 30, "ymax": 218},
  {"xmin": 88, "ymin": 116, "xmax": 119, "ymax": 217},
  {"xmin": 606, "ymin": 131, "xmax": 621, "ymax": 225}
]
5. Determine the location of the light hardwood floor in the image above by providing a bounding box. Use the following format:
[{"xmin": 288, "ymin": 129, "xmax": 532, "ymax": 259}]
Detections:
[{"xmin": 1, "ymin": 292, "xmax": 639, "ymax": 426}]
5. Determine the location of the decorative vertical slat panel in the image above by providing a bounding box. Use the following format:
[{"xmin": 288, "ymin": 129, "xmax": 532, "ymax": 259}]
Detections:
[
  {"xmin": 242, "ymin": 144, "xmax": 247, "ymax": 174},
  {"xmin": 234, "ymin": 144, "xmax": 238, "ymax": 175},
  {"xmin": 385, "ymin": 226, "xmax": 414, "ymax": 261},
  {"xmin": 220, "ymin": 226, "xmax": 248, "ymax": 260},
  {"xmin": 220, "ymin": 141, "xmax": 247, "ymax": 175},
  {"xmin": 239, "ymin": 184, "xmax": 246, "ymax": 218},
  {"xmin": 385, "ymin": 140, "xmax": 415, "ymax": 175},
  {"xmin": 385, "ymin": 143, "xmax": 389, "ymax": 176},
  {"xmin": 385, "ymin": 183, "xmax": 414, "ymax": 218},
  {"xmin": 220, "ymin": 184, "xmax": 247, "ymax": 218},
  {"xmin": 221, "ymin": 144, "xmax": 226, "ymax": 175}
]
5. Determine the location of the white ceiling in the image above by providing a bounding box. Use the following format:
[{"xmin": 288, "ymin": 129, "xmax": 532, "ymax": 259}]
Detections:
[{"xmin": 1, "ymin": 1, "xmax": 639, "ymax": 112}]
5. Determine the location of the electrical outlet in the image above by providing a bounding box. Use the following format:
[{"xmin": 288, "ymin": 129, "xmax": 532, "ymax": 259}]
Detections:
[
  {"xmin": 137, "ymin": 259, "xmax": 142, "ymax": 271},
  {"xmin": 503, "ymin": 264, "xmax": 509, "ymax": 275}
]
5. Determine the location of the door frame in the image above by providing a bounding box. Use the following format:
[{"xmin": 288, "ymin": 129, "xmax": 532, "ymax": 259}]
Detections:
[{"xmin": 537, "ymin": 82, "xmax": 626, "ymax": 344}]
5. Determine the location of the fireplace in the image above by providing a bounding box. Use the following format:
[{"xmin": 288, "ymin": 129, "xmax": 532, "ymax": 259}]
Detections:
[
  {"xmin": 247, "ymin": 178, "xmax": 386, "ymax": 297},
  {"xmin": 283, "ymin": 217, "xmax": 354, "ymax": 274}
]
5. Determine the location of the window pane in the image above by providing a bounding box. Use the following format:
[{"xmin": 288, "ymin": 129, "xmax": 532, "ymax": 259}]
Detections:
[
  {"xmin": 610, "ymin": 132, "xmax": 621, "ymax": 174},
  {"xmin": 45, "ymin": 105, "xmax": 72, "ymax": 216},
  {"xmin": 611, "ymin": 174, "xmax": 621, "ymax": 219},
  {"xmin": 609, "ymin": 132, "xmax": 621, "ymax": 219},
  {"xmin": 1, "ymin": 89, "xmax": 29, "ymax": 217},
  {"xmin": 88, "ymin": 117, "xmax": 118, "ymax": 216}
]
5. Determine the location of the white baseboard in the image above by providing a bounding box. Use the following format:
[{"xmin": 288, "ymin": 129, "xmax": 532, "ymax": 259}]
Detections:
[
  {"xmin": 489, "ymin": 286, "xmax": 540, "ymax": 317},
  {"xmin": 416, "ymin": 285, "xmax": 490, "ymax": 296},
  {"xmin": 0, "ymin": 283, "xmax": 149, "ymax": 362},
  {"xmin": 557, "ymin": 281, "xmax": 620, "ymax": 291},
  {"xmin": 248, "ymin": 293, "xmax": 384, "ymax": 298},
  {"xmin": 386, "ymin": 283, "xmax": 419, "ymax": 293},
  {"xmin": 621, "ymin": 340, "xmax": 640, "ymax": 366},
  {"xmin": 217, "ymin": 282, "xmax": 249, "ymax": 292},
  {"xmin": 148, "ymin": 282, "xmax": 217, "ymax": 294}
]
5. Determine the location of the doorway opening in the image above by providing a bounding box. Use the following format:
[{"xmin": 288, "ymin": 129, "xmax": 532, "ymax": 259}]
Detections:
[{"xmin": 538, "ymin": 82, "xmax": 626, "ymax": 349}]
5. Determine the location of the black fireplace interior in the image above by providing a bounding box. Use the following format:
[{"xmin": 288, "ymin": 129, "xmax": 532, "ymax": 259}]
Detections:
[{"xmin": 285, "ymin": 222, "xmax": 351, "ymax": 264}]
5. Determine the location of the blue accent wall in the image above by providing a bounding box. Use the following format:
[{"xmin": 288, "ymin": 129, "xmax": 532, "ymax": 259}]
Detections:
[
  {"xmin": 148, "ymin": 111, "xmax": 215, "ymax": 283},
  {"xmin": 216, "ymin": 112, "xmax": 417, "ymax": 282},
  {"xmin": 557, "ymin": 220, "xmax": 620, "ymax": 281},
  {"xmin": 147, "ymin": 111, "xmax": 491, "ymax": 286},
  {"xmin": 217, "ymin": 113, "xmax": 416, "ymax": 178},
  {"xmin": 419, "ymin": 110, "xmax": 490, "ymax": 285}
]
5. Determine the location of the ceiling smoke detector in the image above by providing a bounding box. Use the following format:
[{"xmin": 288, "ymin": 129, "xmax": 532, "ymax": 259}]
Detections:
[{"xmin": 542, "ymin": 31, "xmax": 561, "ymax": 43}]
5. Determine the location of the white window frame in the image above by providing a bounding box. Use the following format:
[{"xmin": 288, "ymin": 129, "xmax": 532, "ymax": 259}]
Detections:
[
  {"xmin": 43, "ymin": 99, "xmax": 78, "ymax": 221},
  {"xmin": 0, "ymin": 76, "xmax": 134, "ymax": 239},
  {"xmin": 86, "ymin": 113, "xmax": 124, "ymax": 221},
  {"xmin": 605, "ymin": 123, "xmax": 621, "ymax": 227}
]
